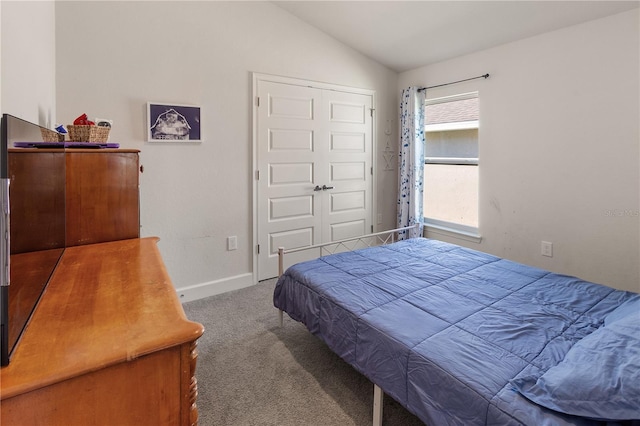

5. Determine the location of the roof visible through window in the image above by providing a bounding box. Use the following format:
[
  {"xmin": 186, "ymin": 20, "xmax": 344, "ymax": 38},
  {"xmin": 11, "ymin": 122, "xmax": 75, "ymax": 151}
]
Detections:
[{"xmin": 426, "ymin": 97, "xmax": 478, "ymax": 125}]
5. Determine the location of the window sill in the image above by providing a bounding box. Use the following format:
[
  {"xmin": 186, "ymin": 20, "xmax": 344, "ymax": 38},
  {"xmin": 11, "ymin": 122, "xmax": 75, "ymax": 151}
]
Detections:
[{"xmin": 423, "ymin": 222, "xmax": 482, "ymax": 244}]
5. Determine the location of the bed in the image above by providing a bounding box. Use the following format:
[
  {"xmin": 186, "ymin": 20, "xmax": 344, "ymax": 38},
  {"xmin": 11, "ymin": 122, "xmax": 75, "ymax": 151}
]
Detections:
[{"xmin": 273, "ymin": 230, "xmax": 640, "ymax": 426}]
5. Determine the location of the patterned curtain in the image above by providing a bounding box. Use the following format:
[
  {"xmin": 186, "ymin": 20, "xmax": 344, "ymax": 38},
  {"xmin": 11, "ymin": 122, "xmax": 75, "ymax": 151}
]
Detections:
[{"xmin": 397, "ymin": 87, "xmax": 426, "ymax": 239}]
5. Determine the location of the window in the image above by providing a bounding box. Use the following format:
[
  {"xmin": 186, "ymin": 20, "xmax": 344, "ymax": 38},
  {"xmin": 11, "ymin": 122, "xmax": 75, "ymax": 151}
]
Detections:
[{"xmin": 423, "ymin": 92, "xmax": 479, "ymax": 236}]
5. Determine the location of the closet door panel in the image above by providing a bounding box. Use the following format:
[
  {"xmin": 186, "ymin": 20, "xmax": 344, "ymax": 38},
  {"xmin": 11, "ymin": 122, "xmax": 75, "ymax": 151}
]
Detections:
[{"xmin": 256, "ymin": 77, "xmax": 373, "ymax": 280}]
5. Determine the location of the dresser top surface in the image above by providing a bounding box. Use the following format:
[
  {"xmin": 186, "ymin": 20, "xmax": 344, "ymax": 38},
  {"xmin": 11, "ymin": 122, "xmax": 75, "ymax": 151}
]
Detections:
[{"xmin": 9, "ymin": 148, "xmax": 140, "ymax": 153}]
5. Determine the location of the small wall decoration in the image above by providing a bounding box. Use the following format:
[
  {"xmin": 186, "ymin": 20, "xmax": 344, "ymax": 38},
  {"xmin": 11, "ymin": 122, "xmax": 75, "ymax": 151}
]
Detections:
[
  {"xmin": 147, "ymin": 102, "xmax": 201, "ymax": 143},
  {"xmin": 383, "ymin": 119, "xmax": 395, "ymax": 171}
]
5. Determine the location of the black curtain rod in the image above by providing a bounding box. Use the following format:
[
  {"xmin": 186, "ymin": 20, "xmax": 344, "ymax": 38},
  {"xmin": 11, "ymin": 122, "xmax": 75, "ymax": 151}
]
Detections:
[{"xmin": 417, "ymin": 73, "xmax": 489, "ymax": 92}]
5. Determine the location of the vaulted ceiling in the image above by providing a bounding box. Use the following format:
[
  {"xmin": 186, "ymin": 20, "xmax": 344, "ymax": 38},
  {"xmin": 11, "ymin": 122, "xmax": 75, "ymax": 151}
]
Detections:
[{"xmin": 273, "ymin": 1, "xmax": 639, "ymax": 72}]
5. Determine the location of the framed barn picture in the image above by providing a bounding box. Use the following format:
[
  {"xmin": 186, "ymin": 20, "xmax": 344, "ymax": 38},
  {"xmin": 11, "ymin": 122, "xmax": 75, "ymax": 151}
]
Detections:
[{"xmin": 147, "ymin": 102, "xmax": 201, "ymax": 143}]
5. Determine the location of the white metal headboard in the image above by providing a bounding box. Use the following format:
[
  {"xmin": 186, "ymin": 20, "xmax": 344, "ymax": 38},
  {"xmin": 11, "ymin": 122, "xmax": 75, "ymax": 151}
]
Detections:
[{"xmin": 277, "ymin": 224, "xmax": 420, "ymax": 277}]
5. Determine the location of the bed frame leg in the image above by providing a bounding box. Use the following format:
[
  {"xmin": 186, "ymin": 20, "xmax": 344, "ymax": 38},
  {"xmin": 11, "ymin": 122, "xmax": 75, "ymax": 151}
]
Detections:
[
  {"xmin": 278, "ymin": 309, "xmax": 283, "ymax": 327},
  {"xmin": 373, "ymin": 383, "xmax": 383, "ymax": 426}
]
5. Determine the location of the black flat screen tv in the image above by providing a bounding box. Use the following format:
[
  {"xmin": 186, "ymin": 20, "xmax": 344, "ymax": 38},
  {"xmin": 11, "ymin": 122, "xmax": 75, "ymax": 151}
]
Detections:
[{"xmin": 0, "ymin": 114, "xmax": 66, "ymax": 366}]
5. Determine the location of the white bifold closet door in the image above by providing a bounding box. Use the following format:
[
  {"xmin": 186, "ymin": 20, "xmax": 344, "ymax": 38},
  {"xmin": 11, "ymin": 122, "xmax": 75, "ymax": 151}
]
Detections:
[{"xmin": 256, "ymin": 79, "xmax": 373, "ymax": 280}]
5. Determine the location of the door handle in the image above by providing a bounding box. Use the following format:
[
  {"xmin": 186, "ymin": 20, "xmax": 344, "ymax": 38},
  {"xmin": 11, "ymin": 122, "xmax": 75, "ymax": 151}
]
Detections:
[
  {"xmin": 313, "ymin": 185, "xmax": 322, "ymax": 192},
  {"xmin": 322, "ymin": 185, "xmax": 334, "ymax": 191}
]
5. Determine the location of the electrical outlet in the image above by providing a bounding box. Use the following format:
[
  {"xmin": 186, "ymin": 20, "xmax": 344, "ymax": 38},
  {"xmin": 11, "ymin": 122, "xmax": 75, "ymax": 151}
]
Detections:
[
  {"xmin": 228, "ymin": 236, "xmax": 238, "ymax": 251},
  {"xmin": 541, "ymin": 241, "xmax": 553, "ymax": 257},
  {"xmin": 377, "ymin": 213, "xmax": 383, "ymax": 224}
]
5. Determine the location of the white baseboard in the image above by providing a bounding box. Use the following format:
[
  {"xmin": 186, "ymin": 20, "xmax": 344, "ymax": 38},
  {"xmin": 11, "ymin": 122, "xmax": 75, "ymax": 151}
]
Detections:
[{"xmin": 176, "ymin": 273, "xmax": 255, "ymax": 303}]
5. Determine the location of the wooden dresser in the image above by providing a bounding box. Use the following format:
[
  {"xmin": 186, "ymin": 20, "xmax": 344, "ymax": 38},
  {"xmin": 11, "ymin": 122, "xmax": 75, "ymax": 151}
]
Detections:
[
  {"xmin": 1, "ymin": 149, "xmax": 204, "ymax": 425},
  {"xmin": 8, "ymin": 148, "xmax": 141, "ymax": 251},
  {"xmin": 0, "ymin": 238, "xmax": 204, "ymax": 425}
]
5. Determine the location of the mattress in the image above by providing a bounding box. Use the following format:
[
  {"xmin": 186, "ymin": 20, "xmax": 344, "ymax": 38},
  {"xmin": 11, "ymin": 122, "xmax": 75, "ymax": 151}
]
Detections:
[{"xmin": 273, "ymin": 237, "xmax": 640, "ymax": 425}]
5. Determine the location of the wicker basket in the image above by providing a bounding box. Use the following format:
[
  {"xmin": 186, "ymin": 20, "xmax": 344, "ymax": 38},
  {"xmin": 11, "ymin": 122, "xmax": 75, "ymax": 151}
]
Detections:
[
  {"xmin": 67, "ymin": 125, "xmax": 110, "ymax": 143},
  {"xmin": 40, "ymin": 128, "xmax": 65, "ymax": 143}
]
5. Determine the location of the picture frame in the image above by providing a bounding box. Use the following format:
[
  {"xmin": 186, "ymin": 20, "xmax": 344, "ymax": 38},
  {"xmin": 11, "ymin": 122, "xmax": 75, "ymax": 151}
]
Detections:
[{"xmin": 147, "ymin": 102, "xmax": 202, "ymax": 143}]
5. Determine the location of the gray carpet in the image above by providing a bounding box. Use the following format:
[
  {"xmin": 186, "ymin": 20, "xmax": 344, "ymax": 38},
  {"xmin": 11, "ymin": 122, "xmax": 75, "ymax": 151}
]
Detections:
[{"xmin": 182, "ymin": 279, "xmax": 424, "ymax": 426}]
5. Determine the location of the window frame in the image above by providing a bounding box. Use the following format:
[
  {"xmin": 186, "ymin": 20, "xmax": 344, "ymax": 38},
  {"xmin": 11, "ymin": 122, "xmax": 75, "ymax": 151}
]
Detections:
[{"xmin": 423, "ymin": 91, "xmax": 481, "ymax": 242}]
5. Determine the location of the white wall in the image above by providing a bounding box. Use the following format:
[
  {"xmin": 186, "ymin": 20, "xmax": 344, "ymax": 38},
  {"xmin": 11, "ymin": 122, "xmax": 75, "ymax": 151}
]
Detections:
[
  {"xmin": 54, "ymin": 1, "xmax": 398, "ymax": 300},
  {"xmin": 400, "ymin": 9, "xmax": 640, "ymax": 292},
  {"xmin": 1, "ymin": 1, "xmax": 56, "ymax": 126}
]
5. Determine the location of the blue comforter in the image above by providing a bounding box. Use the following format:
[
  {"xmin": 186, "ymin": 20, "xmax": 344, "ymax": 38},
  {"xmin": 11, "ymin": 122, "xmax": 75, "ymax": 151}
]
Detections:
[{"xmin": 273, "ymin": 238, "xmax": 639, "ymax": 425}]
